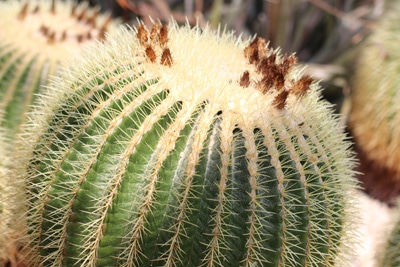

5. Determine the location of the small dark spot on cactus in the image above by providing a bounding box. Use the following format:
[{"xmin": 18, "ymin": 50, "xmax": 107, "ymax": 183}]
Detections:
[
  {"xmin": 253, "ymin": 128, "xmax": 261, "ymax": 135},
  {"xmin": 279, "ymin": 54, "xmax": 297, "ymax": 75},
  {"xmin": 298, "ymin": 122, "xmax": 304, "ymax": 127},
  {"xmin": 274, "ymin": 73, "xmax": 285, "ymax": 90},
  {"xmin": 32, "ymin": 5, "xmax": 40, "ymax": 14},
  {"xmin": 256, "ymin": 76, "xmax": 273, "ymax": 94},
  {"xmin": 176, "ymin": 101, "xmax": 183, "ymax": 109},
  {"xmin": 273, "ymin": 90, "xmax": 289, "ymax": 110},
  {"xmin": 87, "ymin": 31, "xmax": 92, "ymax": 40},
  {"xmin": 61, "ymin": 30, "xmax": 67, "ymax": 41},
  {"xmin": 145, "ymin": 46, "xmax": 157, "ymax": 63},
  {"xmin": 233, "ymin": 126, "xmax": 241, "ymax": 134},
  {"xmin": 48, "ymin": 32, "xmax": 56, "ymax": 44},
  {"xmin": 101, "ymin": 224, "xmax": 107, "ymax": 234},
  {"xmin": 77, "ymin": 34, "xmax": 84, "ymax": 43},
  {"xmin": 98, "ymin": 28, "xmax": 106, "ymax": 40},
  {"xmin": 244, "ymin": 37, "xmax": 267, "ymax": 64},
  {"xmin": 71, "ymin": 3, "xmax": 77, "ymax": 17},
  {"xmin": 160, "ymin": 48, "xmax": 173, "ymax": 66},
  {"xmin": 256, "ymin": 54, "xmax": 276, "ymax": 76},
  {"xmin": 69, "ymin": 211, "xmax": 78, "ymax": 222},
  {"xmin": 150, "ymin": 22, "xmax": 161, "ymax": 43},
  {"xmin": 290, "ymin": 76, "xmax": 313, "ymax": 97},
  {"xmin": 137, "ymin": 24, "xmax": 149, "ymax": 46},
  {"xmin": 87, "ymin": 10, "xmax": 99, "ymax": 27},
  {"xmin": 17, "ymin": 3, "xmax": 29, "ymax": 21},
  {"xmin": 159, "ymin": 24, "xmax": 169, "ymax": 47},
  {"xmin": 100, "ymin": 15, "xmax": 112, "ymax": 33},
  {"xmin": 239, "ymin": 70, "xmax": 250, "ymax": 88},
  {"xmin": 50, "ymin": 0, "xmax": 56, "ymax": 15},
  {"xmin": 216, "ymin": 110, "xmax": 223, "ymax": 115},
  {"xmin": 244, "ymin": 38, "xmax": 259, "ymax": 64},
  {"xmin": 77, "ymin": 7, "xmax": 86, "ymax": 21}
]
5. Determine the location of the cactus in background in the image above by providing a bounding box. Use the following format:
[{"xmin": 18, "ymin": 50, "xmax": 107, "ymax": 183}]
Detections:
[
  {"xmin": 380, "ymin": 224, "xmax": 400, "ymax": 266},
  {"xmin": 0, "ymin": 1, "xmax": 118, "ymax": 265},
  {"xmin": 0, "ymin": 121, "xmax": 29, "ymax": 267},
  {"xmin": 378, "ymin": 199, "xmax": 400, "ymax": 267},
  {"xmin": 16, "ymin": 21, "xmax": 357, "ymax": 266},
  {"xmin": 0, "ymin": 130, "xmax": 13, "ymax": 265},
  {"xmin": 348, "ymin": 1, "xmax": 400, "ymax": 203},
  {"xmin": 0, "ymin": 0, "xmax": 118, "ymax": 141}
]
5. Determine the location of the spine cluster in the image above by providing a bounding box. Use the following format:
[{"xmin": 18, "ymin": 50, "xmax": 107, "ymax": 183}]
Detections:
[
  {"xmin": 137, "ymin": 23, "xmax": 173, "ymax": 67},
  {"xmin": 241, "ymin": 37, "xmax": 313, "ymax": 109}
]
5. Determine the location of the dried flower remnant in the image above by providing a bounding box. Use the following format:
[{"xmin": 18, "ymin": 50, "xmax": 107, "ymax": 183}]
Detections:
[
  {"xmin": 291, "ymin": 76, "xmax": 314, "ymax": 97},
  {"xmin": 160, "ymin": 48, "xmax": 173, "ymax": 66},
  {"xmin": 273, "ymin": 90, "xmax": 289, "ymax": 109},
  {"xmin": 145, "ymin": 46, "xmax": 157, "ymax": 63},
  {"xmin": 137, "ymin": 24, "xmax": 149, "ymax": 46},
  {"xmin": 239, "ymin": 70, "xmax": 250, "ymax": 88},
  {"xmin": 244, "ymin": 37, "xmax": 266, "ymax": 64},
  {"xmin": 150, "ymin": 22, "xmax": 161, "ymax": 43},
  {"xmin": 241, "ymin": 36, "xmax": 313, "ymax": 109},
  {"xmin": 159, "ymin": 24, "xmax": 169, "ymax": 47},
  {"xmin": 137, "ymin": 23, "xmax": 174, "ymax": 66},
  {"xmin": 279, "ymin": 54, "xmax": 297, "ymax": 75},
  {"xmin": 17, "ymin": 3, "xmax": 28, "ymax": 20}
]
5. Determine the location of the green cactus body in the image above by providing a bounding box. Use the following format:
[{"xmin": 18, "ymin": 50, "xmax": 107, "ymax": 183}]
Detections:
[
  {"xmin": 17, "ymin": 21, "xmax": 356, "ymax": 266},
  {"xmin": 0, "ymin": 132, "xmax": 12, "ymax": 265},
  {"xmin": 380, "ymin": 205, "xmax": 400, "ymax": 267},
  {"xmin": 0, "ymin": 0, "xmax": 118, "ymax": 140},
  {"xmin": 349, "ymin": 2, "xmax": 400, "ymax": 180}
]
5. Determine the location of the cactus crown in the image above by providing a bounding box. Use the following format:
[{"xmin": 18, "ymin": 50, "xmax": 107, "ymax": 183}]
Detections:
[
  {"xmin": 0, "ymin": 0, "xmax": 118, "ymax": 139},
  {"xmin": 4, "ymin": 0, "xmax": 112, "ymax": 56},
  {"xmin": 17, "ymin": 21, "xmax": 357, "ymax": 266}
]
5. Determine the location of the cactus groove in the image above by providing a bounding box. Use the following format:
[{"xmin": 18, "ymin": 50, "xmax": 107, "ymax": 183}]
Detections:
[{"xmin": 18, "ymin": 21, "xmax": 357, "ymax": 266}]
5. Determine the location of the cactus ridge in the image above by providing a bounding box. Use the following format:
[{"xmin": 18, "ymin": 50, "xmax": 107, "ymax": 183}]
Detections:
[{"xmin": 17, "ymin": 21, "xmax": 357, "ymax": 266}]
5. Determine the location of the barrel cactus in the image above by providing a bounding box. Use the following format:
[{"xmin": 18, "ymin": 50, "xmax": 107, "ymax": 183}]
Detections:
[
  {"xmin": 16, "ymin": 21, "xmax": 357, "ymax": 266},
  {"xmin": 0, "ymin": 0, "xmax": 118, "ymax": 140},
  {"xmin": 377, "ymin": 197, "xmax": 400, "ymax": 267},
  {"xmin": 0, "ymin": 130, "xmax": 14, "ymax": 265},
  {"xmin": 348, "ymin": 1, "xmax": 400, "ymax": 202}
]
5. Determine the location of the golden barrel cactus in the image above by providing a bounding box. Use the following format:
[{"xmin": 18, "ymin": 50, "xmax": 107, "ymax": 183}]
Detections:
[
  {"xmin": 0, "ymin": 0, "xmax": 118, "ymax": 140},
  {"xmin": 15, "ymin": 21, "xmax": 357, "ymax": 266},
  {"xmin": 348, "ymin": 1, "xmax": 400, "ymax": 202}
]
